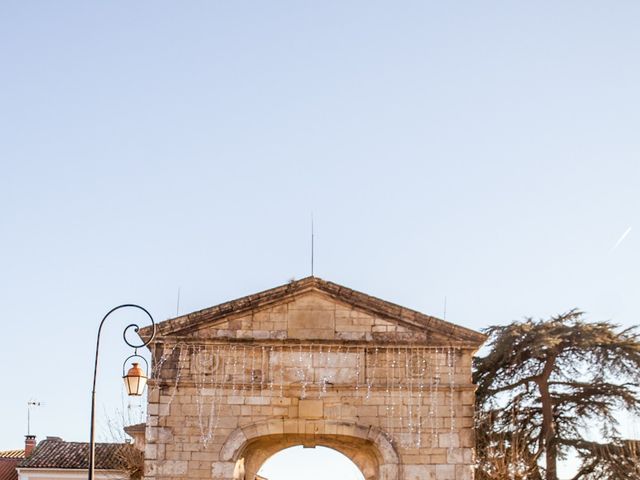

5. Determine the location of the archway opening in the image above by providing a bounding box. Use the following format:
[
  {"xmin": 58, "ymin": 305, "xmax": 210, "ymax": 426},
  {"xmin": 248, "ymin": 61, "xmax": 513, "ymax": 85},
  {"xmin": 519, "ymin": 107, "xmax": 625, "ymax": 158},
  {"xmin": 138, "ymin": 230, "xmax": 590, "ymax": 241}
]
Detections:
[{"xmin": 257, "ymin": 445, "xmax": 365, "ymax": 480}]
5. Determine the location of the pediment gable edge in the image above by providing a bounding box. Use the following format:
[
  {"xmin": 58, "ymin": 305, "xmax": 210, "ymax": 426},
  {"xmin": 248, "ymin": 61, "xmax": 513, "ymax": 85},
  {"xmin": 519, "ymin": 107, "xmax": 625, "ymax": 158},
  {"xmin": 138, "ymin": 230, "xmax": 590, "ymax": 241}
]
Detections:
[{"xmin": 139, "ymin": 277, "xmax": 486, "ymax": 346}]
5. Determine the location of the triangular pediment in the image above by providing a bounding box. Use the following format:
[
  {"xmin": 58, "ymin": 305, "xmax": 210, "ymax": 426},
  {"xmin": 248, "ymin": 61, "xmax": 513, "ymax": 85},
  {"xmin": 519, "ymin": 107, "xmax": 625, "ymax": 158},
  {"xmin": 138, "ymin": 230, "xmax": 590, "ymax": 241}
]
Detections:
[{"xmin": 140, "ymin": 277, "xmax": 485, "ymax": 346}]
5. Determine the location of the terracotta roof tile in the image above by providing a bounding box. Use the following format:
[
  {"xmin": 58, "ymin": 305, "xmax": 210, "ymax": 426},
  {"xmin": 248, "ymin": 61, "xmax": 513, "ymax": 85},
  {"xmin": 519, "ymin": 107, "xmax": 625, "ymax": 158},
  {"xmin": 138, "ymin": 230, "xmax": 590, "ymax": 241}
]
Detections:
[
  {"xmin": 18, "ymin": 439, "xmax": 132, "ymax": 470},
  {"xmin": 0, "ymin": 452, "xmax": 23, "ymax": 460},
  {"xmin": 0, "ymin": 458, "xmax": 19, "ymax": 480}
]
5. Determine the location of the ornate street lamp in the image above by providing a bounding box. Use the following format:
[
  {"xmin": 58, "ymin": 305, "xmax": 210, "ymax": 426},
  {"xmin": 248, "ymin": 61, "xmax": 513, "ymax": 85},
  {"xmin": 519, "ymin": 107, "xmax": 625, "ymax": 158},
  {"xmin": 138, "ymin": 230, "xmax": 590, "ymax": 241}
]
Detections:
[
  {"xmin": 88, "ymin": 304, "xmax": 156, "ymax": 480},
  {"xmin": 122, "ymin": 358, "xmax": 149, "ymax": 396}
]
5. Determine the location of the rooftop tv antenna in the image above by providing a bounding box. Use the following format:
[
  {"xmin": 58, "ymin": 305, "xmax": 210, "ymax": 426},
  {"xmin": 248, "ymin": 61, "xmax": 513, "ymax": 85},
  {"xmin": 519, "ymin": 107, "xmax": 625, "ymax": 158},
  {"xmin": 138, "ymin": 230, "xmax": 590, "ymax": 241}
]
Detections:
[{"xmin": 27, "ymin": 400, "xmax": 41, "ymax": 435}]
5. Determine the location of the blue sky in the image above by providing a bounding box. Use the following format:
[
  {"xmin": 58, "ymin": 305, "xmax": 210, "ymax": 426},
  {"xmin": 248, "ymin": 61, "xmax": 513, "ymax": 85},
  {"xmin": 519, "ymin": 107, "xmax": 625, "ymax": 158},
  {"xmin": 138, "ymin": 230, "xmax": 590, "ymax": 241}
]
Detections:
[{"xmin": 1, "ymin": 1, "xmax": 639, "ymax": 476}]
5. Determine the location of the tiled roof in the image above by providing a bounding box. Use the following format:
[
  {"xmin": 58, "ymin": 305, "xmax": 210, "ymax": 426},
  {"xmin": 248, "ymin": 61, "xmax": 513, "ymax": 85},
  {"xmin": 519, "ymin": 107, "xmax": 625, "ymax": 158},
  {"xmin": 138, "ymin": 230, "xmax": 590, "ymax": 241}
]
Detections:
[
  {"xmin": 18, "ymin": 439, "xmax": 132, "ymax": 470},
  {"xmin": 0, "ymin": 450, "xmax": 23, "ymax": 480},
  {"xmin": 0, "ymin": 458, "xmax": 19, "ymax": 480},
  {"xmin": 0, "ymin": 452, "xmax": 23, "ymax": 460}
]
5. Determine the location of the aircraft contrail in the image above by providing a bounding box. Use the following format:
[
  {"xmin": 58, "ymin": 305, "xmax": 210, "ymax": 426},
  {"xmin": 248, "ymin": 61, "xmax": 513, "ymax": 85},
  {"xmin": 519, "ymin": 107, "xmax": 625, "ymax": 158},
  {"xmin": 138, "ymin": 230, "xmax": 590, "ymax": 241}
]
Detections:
[{"xmin": 611, "ymin": 226, "xmax": 632, "ymax": 252}]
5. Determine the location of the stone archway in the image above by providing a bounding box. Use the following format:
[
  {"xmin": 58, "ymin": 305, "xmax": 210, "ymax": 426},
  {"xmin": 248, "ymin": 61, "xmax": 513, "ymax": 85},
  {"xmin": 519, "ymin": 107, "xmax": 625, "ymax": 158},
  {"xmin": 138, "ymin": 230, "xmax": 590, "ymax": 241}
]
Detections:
[
  {"xmin": 142, "ymin": 277, "xmax": 485, "ymax": 480},
  {"xmin": 220, "ymin": 420, "xmax": 399, "ymax": 480}
]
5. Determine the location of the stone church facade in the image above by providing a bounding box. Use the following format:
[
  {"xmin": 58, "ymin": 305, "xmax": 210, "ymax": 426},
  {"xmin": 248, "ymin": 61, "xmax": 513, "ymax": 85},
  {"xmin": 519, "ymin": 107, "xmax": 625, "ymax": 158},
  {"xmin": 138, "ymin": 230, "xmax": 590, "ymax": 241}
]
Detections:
[{"xmin": 139, "ymin": 277, "xmax": 485, "ymax": 480}]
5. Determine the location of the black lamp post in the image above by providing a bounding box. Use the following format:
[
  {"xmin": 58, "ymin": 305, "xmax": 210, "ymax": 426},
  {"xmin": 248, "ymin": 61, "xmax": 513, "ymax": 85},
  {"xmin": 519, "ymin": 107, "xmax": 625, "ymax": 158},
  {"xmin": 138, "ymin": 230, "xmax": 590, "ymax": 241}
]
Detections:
[{"xmin": 88, "ymin": 304, "xmax": 156, "ymax": 480}]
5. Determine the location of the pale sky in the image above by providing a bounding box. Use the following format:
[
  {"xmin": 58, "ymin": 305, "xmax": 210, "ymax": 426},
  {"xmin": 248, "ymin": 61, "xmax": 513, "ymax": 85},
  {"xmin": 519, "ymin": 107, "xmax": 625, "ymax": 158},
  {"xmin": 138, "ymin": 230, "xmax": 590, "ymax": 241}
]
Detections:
[
  {"xmin": 1, "ymin": 2, "xmax": 639, "ymax": 478},
  {"xmin": 258, "ymin": 446, "xmax": 363, "ymax": 480}
]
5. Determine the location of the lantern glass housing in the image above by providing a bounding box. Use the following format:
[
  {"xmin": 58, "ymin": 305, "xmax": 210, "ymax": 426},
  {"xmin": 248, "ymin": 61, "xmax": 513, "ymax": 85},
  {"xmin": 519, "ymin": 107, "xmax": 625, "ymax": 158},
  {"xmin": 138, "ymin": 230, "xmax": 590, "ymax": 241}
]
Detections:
[{"xmin": 123, "ymin": 362, "xmax": 148, "ymax": 396}]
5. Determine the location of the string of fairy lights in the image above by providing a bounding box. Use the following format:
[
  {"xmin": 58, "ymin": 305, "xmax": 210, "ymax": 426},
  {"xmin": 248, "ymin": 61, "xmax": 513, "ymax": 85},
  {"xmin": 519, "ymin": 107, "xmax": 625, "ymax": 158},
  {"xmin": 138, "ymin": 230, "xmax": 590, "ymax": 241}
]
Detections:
[{"xmin": 149, "ymin": 343, "xmax": 462, "ymax": 450}]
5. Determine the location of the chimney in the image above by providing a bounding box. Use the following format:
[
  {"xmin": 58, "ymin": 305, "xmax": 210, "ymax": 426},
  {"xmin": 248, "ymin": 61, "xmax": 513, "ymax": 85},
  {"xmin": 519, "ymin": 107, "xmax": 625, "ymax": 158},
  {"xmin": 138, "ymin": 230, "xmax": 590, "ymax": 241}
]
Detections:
[{"xmin": 24, "ymin": 435, "xmax": 36, "ymax": 456}]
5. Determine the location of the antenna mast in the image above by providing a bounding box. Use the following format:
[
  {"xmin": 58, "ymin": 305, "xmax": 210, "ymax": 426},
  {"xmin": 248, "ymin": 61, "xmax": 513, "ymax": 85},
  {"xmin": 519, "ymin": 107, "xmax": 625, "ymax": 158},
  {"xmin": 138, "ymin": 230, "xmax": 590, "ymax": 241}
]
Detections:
[
  {"xmin": 27, "ymin": 400, "xmax": 41, "ymax": 435},
  {"xmin": 443, "ymin": 296, "xmax": 447, "ymax": 320},
  {"xmin": 311, "ymin": 214, "xmax": 314, "ymax": 276}
]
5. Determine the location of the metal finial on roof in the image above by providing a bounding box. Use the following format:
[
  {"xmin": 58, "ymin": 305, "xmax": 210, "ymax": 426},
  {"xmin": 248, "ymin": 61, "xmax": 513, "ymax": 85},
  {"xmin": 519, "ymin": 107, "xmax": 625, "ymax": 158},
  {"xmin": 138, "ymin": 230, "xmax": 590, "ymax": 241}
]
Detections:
[
  {"xmin": 311, "ymin": 213, "xmax": 315, "ymax": 277},
  {"xmin": 443, "ymin": 296, "xmax": 447, "ymax": 320}
]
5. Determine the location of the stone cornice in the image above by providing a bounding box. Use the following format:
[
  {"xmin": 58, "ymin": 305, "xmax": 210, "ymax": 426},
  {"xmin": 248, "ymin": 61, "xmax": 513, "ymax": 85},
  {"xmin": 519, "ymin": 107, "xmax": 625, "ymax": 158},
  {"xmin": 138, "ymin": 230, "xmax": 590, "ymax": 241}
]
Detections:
[{"xmin": 138, "ymin": 276, "xmax": 486, "ymax": 347}]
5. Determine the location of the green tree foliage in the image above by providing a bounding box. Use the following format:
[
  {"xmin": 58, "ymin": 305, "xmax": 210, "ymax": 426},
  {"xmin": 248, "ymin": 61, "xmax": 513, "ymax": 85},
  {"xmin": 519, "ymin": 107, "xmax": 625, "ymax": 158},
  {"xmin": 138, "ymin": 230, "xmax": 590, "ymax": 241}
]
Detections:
[{"xmin": 474, "ymin": 310, "xmax": 640, "ymax": 480}]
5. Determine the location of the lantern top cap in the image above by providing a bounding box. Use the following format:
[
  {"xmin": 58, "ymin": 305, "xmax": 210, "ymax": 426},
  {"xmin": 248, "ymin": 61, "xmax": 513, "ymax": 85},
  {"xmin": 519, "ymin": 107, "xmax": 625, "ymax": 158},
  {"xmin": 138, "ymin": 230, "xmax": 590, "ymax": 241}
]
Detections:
[{"xmin": 125, "ymin": 362, "xmax": 146, "ymax": 376}]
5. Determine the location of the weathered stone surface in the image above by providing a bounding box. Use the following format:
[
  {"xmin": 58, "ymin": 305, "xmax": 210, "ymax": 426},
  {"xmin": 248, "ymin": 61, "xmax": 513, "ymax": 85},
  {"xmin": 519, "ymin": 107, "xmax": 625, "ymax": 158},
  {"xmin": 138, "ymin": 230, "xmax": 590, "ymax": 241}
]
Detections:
[
  {"xmin": 404, "ymin": 464, "xmax": 436, "ymax": 480},
  {"xmin": 298, "ymin": 399, "xmax": 323, "ymax": 419}
]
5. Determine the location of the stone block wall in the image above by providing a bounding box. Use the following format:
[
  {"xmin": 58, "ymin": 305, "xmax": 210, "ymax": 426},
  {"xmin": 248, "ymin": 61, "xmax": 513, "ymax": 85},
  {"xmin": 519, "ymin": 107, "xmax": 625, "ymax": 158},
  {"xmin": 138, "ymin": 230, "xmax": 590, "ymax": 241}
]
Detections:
[{"xmin": 145, "ymin": 344, "xmax": 475, "ymax": 480}]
